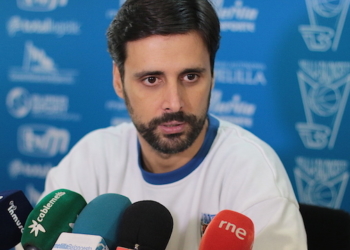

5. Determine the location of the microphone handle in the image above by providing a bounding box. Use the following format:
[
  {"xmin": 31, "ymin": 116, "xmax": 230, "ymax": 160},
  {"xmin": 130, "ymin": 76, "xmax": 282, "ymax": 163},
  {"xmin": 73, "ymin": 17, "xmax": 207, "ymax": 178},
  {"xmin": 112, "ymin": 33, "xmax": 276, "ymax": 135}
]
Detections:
[
  {"xmin": 24, "ymin": 246, "xmax": 40, "ymax": 250},
  {"xmin": 116, "ymin": 245, "xmax": 155, "ymax": 250},
  {"xmin": 138, "ymin": 246, "xmax": 155, "ymax": 250}
]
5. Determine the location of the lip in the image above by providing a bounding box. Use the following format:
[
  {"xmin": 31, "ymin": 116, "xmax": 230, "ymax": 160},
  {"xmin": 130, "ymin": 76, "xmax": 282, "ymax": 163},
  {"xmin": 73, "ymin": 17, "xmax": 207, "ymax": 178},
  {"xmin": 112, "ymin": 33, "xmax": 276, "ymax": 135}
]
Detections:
[{"xmin": 159, "ymin": 121, "xmax": 186, "ymax": 134}]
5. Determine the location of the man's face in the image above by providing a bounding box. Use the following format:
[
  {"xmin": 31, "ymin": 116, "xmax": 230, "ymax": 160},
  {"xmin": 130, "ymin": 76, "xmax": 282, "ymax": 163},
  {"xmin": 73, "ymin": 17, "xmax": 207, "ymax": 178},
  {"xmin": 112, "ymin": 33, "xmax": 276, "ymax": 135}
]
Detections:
[{"xmin": 113, "ymin": 31, "xmax": 213, "ymax": 154}]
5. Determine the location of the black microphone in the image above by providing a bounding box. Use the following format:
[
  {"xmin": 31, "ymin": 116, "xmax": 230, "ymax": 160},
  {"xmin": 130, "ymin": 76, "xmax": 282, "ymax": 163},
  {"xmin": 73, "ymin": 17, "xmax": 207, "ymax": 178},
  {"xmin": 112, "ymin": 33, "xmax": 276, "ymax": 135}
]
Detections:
[
  {"xmin": 117, "ymin": 200, "xmax": 173, "ymax": 250},
  {"xmin": 0, "ymin": 190, "xmax": 33, "ymax": 250}
]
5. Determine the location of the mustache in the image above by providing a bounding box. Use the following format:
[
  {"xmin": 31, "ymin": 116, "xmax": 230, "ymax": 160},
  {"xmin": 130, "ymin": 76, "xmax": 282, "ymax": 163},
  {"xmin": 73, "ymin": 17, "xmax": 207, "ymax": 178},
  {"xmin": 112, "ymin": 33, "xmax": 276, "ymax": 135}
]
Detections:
[{"xmin": 147, "ymin": 111, "xmax": 197, "ymax": 131}]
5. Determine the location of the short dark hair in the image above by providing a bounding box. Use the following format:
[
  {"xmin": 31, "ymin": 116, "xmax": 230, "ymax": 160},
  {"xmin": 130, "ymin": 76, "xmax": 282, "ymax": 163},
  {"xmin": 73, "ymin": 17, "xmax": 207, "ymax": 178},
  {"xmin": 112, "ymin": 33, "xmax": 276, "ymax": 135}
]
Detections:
[{"xmin": 107, "ymin": 0, "xmax": 221, "ymax": 80}]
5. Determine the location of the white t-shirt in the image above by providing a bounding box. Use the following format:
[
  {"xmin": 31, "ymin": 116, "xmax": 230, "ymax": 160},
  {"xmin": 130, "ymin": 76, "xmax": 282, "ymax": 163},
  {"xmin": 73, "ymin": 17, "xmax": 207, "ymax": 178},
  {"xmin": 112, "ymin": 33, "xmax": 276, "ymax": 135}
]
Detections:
[{"xmin": 42, "ymin": 115, "xmax": 307, "ymax": 250}]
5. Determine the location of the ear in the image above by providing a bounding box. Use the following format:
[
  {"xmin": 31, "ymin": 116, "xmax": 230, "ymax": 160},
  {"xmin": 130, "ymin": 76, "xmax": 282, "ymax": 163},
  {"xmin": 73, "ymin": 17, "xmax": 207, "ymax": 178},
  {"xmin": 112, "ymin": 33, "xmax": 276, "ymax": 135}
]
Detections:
[
  {"xmin": 211, "ymin": 73, "xmax": 215, "ymax": 90},
  {"xmin": 113, "ymin": 62, "xmax": 124, "ymax": 99}
]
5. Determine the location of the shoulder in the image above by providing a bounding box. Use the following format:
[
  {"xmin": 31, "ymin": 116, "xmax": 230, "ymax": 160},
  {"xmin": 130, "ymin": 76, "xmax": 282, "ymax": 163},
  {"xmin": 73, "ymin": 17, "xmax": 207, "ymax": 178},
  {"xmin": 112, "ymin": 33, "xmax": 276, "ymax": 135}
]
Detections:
[
  {"xmin": 63, "ymin": 122, "xmax": 138, "ymax": 166},
  {"xmin": 75, "ymin": 122, "xmax": 136, "ymax": 147},
  {"xmin": 42, "ymin": 122, "xmax": 138, "ymax": 200},
  {"xmin": 208, "ymin": 115, "xmax": 294, "ymax": 200},
  {"xmin": 212, "ymin": 116, "xmax": 283, "ymax": 174},
  {"xmin": 212, "ymin": 116, "xmax": 277, "ymax": 158}
]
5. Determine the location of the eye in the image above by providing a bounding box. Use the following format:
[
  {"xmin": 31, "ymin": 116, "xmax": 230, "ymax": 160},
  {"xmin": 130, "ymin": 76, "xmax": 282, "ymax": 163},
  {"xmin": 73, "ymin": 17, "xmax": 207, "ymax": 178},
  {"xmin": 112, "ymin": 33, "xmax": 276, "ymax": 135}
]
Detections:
[
  {"xmin": 142, "ymin": 76, "xmax": 159, "ymax": 85},
  {"xmin": 183, "ymin": 74, "xmax": 199, "ymax": 82}
]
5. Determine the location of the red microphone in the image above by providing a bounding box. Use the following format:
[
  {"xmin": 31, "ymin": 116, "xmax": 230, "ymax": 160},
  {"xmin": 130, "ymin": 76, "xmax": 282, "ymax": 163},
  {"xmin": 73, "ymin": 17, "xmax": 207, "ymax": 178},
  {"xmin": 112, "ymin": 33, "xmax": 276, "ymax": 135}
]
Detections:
[{"xmin": 199, "ymin": 210, "xmax": 254, "ymax": 250}]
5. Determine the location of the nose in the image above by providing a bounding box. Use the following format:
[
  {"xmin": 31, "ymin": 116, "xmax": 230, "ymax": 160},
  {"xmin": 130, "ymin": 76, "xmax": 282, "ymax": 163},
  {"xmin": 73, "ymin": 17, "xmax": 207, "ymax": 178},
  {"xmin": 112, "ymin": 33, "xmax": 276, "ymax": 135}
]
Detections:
[{"xmin": 161, "ymin": 81, "xmax": 184, "ymax": 112}]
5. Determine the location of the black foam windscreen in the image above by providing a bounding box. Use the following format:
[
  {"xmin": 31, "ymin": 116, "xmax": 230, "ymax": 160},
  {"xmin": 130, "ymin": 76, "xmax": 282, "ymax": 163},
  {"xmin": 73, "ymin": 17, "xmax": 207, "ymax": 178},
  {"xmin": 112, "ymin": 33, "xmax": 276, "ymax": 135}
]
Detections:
[
  {"xmin": 117, "ymin": 200, "xmax": 173, "ymax": 250},
  {"xmin": 0, "ymin": 190, "xmax": 33, "ymax": 250}
]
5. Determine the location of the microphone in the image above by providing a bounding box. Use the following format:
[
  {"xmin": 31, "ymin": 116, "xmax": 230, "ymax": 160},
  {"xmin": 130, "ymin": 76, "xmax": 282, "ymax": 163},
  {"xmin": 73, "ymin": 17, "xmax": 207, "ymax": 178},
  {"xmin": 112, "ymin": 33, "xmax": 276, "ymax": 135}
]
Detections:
[
  {"xmin": 199, "ymin": 210, "xmax": 255, "ymax": 250},
  {"xmin": 21, "ymin": 189, "xmax": 87, "ymax": 250},
  {"xmin": 0, "ymin": 190, "xmax": 33, "ymax": 250},
  {"xmin": 117, "ymin": 200, "xmax": 173, "ymax": 250},
  {"xmin": 72, "ymin": 193, "xmax": 132, "ymax": 250}
]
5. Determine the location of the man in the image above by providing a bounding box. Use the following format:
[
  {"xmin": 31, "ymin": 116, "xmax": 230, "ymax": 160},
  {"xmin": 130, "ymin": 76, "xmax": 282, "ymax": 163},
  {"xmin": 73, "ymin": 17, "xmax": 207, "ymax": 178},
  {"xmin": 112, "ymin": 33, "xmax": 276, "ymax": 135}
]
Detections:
[{"xmin": 41, "ymin": 0, "xmax": 307, "ymax": 249}]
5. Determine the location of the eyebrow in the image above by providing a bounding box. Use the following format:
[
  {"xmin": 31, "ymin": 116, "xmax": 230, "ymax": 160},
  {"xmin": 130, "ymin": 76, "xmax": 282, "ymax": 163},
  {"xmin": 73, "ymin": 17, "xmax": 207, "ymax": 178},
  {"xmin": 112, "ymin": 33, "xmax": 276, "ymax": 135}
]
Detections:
[
  {"xmin": 133, "ymin": 67, "xmax": 207, "ymax": 79},
  {"xmin": 181, "ymin": 67, "xmax": 207, "ymax": 75},
  {"xmin": 134, "ymin": 71, "xmax": 164, "ymax": 78}
]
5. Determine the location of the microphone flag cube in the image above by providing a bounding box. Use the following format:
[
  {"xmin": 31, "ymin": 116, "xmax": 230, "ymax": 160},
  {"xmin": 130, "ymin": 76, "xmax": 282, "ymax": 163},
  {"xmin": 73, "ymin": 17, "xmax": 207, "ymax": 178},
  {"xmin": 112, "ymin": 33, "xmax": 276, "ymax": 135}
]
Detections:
[{"xmin": 53, "ymin": 232, "xmax": 109, "ymax": 250}]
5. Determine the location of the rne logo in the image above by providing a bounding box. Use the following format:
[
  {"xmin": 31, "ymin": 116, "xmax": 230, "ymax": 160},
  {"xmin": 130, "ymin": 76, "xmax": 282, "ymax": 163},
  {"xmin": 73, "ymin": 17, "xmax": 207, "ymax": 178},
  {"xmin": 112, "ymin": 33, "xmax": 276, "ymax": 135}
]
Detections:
[{"xmin": 218, "ymin": 220, "xmax": 247, "ymax": 240}]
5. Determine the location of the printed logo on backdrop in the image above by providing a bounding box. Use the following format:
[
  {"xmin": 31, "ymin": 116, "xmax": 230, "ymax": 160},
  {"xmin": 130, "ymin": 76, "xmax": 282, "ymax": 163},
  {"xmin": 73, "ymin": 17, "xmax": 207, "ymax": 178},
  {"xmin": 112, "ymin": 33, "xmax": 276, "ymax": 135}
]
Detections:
[
  {"xmin": 105, "ymin": 99, "xmax": 131, "ymax": 126},
  {"xmin": 7, "ymin": 16, "xmax": 81, "ymax": 37},
  {"xmin": 17, "ymin": 0, "xmax": 68, "ymax": 12},
  {"xmin": 209, "ymin": 90, "xmax": 256, "ymax": 128},
  {"xmin": 211, "ymin": 0, "xmax": 259, "ymax": 32},
  {"xmin": 295, "ymin": 60, "xmax": 350, "ymax": 150},
  {"xmin": 105, "ymin": 0, "xmax": 125, "ymax": 19},
  {"xmin": 8, "ymin": 41, "xmax": 78, "ymax": 84},
  {"xmin": 299, "ymin": 0, "xmax": 350, "ymax": 51},
  {"xmin": 26, "ymin": 184, "xmax": 43, "ymax": 206},
  {"xmin": 6, "ymin": 87, "xmax": 81, "ymax": 121},
  {"xmin": 215, "ymin": 61, "xmax": 267, "ymax": 86},
  {"xmin": 17, "ymin": 124, "xmax": 70, "ymax": 158},
  {"xmin": 294, "ymin": 156, "xmax": 349, "ymax": 208},
  {"xmin": 8, "ymin": 159, "xmax": 53, "ymax": 179}
]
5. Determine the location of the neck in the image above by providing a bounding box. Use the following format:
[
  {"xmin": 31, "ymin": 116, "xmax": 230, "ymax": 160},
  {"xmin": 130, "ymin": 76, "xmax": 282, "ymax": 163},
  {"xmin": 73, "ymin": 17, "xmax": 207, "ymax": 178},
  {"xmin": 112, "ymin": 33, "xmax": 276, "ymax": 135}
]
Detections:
[{"xmin": 138, "ymin": 119, "xmax": 208, "ymax": 174}]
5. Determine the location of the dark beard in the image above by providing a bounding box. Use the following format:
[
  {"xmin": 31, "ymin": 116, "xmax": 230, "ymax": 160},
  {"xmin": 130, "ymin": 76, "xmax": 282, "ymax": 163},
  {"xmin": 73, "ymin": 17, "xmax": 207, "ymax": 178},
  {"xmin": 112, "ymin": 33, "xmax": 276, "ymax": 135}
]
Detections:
[
  {"xmin": 122, "ymin": 83, "xmax": 211, "ymax": 154},
  {"xmin": 134, "ymin": 111, "xmax": 207, "ymax": 154}
]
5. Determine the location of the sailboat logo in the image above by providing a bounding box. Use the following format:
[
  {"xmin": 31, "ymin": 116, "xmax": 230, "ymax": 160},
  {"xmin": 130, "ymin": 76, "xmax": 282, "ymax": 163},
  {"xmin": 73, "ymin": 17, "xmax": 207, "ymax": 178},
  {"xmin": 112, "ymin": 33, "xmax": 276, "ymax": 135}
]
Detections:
[{"xmin": 9, "ymin": 41, "xmax": 78, "ymax": 84}]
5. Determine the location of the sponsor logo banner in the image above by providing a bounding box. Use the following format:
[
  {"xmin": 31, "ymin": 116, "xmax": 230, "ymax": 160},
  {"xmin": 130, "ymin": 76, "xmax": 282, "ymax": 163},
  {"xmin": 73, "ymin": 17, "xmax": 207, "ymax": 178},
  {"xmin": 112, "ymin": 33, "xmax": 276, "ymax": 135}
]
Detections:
[
  {"xmin": 210, "ymin": 90, "xmax": 257, "ymax": 128},
  {"xmin": 212, "ymin": 0, "xmax": 259, "ymax": 32},
  {"xmin": 7, "ymin": 16, "xmax": 81, "ymax": 37},
  {"xmin": 105, "ymin": 99, "xmax": 131, "ymax": 125},
  {"xmin": 299, "ymin": 0, "xmax": 350, "ymax": 51},
  {"xmin": 17, "ymin": 0, "xmax": 68, "ymax": 12},
  {"xmin": 215, "ymin": 61, "xmax": 267, "ymax": 85},
  {"xmin": 17, "ymin": 124, "xmax": 70, "ymax": 158},
  {"xmin": 294, "ymin": 156, "xmax": 349, "ymax": 208},
  {"xmin": 25, "ymin": 184, "xmax": 43, "ymax": 206},
  {"xmin": 6, "ymin": 87, "xmax": 81, "ymax": 121},
  {"xmin": 295, "ymin": 60, "xmax": 350, "ymax": 149},
  {"xmin": 8, "ymin": 41, "xmax": 79, "ymax": 85},
  {"xmin": 8, "ymin": 159, "xmax": 53, "ymax": 179}
]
